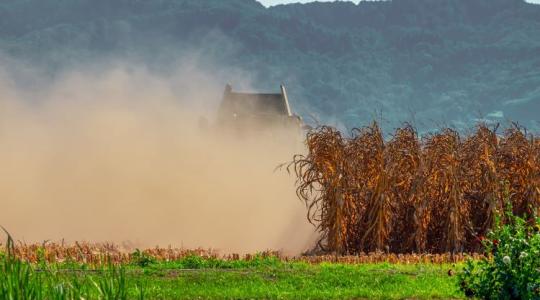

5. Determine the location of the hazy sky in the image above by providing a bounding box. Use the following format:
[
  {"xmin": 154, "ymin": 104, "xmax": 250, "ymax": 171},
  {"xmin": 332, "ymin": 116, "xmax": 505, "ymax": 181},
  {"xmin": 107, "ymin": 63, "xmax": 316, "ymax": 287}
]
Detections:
[{"xmin": 259, "ymin": 0, "xmax": 540, "ymax": 7}]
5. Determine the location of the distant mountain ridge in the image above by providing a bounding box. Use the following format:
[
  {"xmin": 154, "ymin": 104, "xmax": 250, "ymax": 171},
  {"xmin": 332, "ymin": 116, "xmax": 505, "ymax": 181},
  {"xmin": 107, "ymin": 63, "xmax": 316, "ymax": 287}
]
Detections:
[{"xmin": 0, "ymin": 0, "xmax": 539, "ymax": 131}]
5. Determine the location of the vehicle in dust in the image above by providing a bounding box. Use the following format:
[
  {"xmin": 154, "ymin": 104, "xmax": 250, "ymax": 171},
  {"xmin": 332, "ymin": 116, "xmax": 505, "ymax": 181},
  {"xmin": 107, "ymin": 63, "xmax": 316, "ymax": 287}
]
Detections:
[{"xmin": 216, "ymin": 84, "xmax": 303, "ymax": 133}]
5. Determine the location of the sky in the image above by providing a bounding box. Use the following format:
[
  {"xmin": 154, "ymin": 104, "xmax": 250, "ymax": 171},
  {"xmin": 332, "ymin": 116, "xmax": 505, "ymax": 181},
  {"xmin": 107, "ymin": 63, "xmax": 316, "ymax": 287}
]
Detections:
[{"xmin": 259, "ymin": 0, "xmax": 540, "ymax": 7}]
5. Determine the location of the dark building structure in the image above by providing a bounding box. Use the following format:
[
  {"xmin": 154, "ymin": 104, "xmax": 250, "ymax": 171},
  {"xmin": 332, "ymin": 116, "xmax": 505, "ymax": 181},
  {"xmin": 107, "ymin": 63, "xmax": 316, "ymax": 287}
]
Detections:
[{"xmin": 217, "ymin": 84, "xmax": 301, "ymax": 130}]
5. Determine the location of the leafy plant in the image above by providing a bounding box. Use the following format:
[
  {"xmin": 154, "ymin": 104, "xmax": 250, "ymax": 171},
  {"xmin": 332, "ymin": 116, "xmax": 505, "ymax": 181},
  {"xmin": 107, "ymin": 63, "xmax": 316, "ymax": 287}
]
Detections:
[
  {"xmin": 459, "ymin": 207, "xmax": 540, "ymax": 299},
  {"xmin": 131, "ymin": 249, "xmax": 156, "ymax": 268}
]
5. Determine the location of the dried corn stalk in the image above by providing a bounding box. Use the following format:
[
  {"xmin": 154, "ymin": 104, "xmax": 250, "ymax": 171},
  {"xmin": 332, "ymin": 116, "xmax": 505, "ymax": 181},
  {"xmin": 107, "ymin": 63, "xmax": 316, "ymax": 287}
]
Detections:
[{"xmin": 291, "ymin": 122, "xmax": 539, "ymax": 254}]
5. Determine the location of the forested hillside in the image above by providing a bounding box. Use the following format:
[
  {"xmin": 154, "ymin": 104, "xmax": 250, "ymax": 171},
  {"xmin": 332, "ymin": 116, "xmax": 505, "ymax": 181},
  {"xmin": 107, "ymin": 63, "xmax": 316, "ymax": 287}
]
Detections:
[{"xmin": 1, "ymin": 0, "xmax": 539, "ymax": 131}]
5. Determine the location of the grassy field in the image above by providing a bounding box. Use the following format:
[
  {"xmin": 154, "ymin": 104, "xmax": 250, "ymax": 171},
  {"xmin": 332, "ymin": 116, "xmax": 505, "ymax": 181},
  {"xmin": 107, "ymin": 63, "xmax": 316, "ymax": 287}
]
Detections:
[
  {"xmin": 1, "ymin": 252, "xmax": 465, "ymax": 299},
  {"xmin": 135, "ymin": 261, "xmax": 464, "ymax": 299}
]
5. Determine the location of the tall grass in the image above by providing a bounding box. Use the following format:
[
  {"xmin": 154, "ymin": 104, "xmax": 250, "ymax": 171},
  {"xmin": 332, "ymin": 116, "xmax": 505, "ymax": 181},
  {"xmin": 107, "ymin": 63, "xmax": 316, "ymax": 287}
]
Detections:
[{"xmin": 0, "ymin": 227, "xmax": 139, "ymax": 300}]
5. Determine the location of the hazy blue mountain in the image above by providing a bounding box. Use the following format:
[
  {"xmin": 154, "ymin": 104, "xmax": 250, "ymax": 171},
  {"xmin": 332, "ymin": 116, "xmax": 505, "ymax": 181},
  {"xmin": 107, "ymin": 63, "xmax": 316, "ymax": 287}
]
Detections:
[{"xmin": 1, "ymin": 0, "xmax": 539, "ymax": 132}]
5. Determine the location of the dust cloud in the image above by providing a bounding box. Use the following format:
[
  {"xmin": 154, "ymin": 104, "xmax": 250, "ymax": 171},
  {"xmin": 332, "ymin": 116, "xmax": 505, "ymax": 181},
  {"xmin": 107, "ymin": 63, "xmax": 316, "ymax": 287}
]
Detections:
[{"xmin": 0, "ymin": 64, "xmax": 316, "ymax": 255}]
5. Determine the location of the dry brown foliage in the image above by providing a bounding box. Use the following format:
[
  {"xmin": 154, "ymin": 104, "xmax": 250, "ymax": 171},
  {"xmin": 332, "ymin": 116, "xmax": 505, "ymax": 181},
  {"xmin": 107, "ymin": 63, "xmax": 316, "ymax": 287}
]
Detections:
[
  {"xmin": 0, "ymin": 241, "xmax": 222, "ymax": 265},
  {"xmin": 1, "ymin": 242, "xmax": 479, "ymax": 265},
  {"xmin": 290, "ymin": 122, "xmax": 540, "ymax": 254}
]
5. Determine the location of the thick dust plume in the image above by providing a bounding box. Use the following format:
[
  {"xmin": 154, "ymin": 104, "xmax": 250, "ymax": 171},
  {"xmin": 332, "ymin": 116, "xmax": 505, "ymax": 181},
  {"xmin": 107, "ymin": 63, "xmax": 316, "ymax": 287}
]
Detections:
[{"xmin": 0, "ymin": 65, "xmax": 316, "ymax": 254}]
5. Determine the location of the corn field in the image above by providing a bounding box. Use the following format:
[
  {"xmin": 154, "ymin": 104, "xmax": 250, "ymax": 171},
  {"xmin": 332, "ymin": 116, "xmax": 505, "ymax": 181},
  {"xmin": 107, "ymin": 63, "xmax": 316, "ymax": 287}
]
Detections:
[
  {"xmin": 289, "ymin": 122, "xmax": 540, "ymax": 254},
  {"xmin": 1, "ymin": 242, "xmax": 481, "ymax": 265}
]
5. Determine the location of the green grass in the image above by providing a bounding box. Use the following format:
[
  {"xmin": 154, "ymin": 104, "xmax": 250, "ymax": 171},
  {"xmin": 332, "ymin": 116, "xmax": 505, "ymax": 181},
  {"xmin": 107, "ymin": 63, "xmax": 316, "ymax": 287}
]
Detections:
[
  {"xmin": 0, "ymin": 251, "xmax": 466, "ymax": 299},
  {"xmin": 133, "ymin": 260, "xmax": 464, "ymax": 299}
]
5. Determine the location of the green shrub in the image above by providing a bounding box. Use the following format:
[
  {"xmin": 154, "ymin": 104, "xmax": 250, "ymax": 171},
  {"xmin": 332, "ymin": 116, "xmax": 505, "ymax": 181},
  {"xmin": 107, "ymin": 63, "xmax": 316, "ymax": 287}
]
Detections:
[
  {"xmin": 181, "ymin": 254, "xmax": 207, "ymax": 269},
  {"xmin": 459, "ymin": 208, "xmax": 540, "ymax": 299},
  {"xmin": 131, "ymin": 249, "xmax": 156, "ymax": 267}
]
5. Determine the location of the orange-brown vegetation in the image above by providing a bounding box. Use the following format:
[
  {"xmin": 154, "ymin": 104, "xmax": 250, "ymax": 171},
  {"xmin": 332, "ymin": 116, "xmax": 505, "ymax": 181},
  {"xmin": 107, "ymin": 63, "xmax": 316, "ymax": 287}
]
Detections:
[
  {"xmin": 1, "ymin": 242, "xmax": 481, "ymax": 265},
  {"xmin": 289, "ymin": 122, "xmax": 539, "ymax": 254}
]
